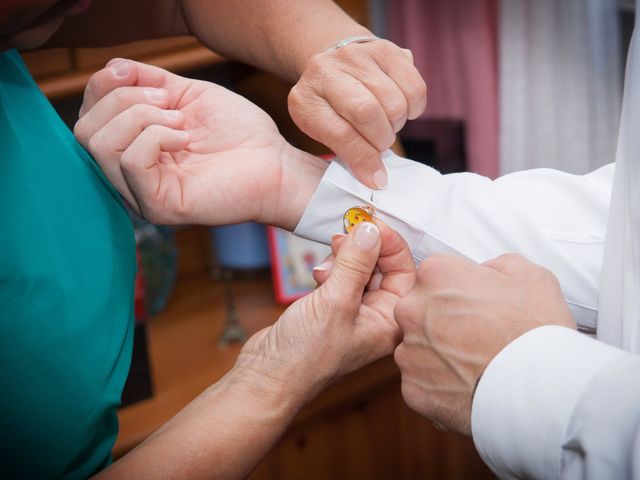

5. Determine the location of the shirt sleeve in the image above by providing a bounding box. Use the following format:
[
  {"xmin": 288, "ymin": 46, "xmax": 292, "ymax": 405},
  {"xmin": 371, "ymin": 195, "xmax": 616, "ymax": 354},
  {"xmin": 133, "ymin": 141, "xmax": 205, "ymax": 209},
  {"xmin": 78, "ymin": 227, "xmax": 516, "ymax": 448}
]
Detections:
[
  {"xmin": 471, "ymin": 326, "xmax": 640, "ymax": 479},
  {"xmin": 294, "ymin": 151, "xmax": 614, "ymax": 330}
]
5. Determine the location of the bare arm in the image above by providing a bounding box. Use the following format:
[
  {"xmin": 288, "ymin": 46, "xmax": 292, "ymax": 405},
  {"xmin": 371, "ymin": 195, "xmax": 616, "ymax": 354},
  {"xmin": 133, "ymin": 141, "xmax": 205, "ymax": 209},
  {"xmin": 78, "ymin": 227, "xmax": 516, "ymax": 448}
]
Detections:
[
  {"xmin": 46, "ymin": 0, "xmax": 368, "ymax": 81},
  {"xmin": 94, "ymin": 362, "xmax": 302, "ymax": 479},
  {"xmin": 180, "ymin": 0, "xmax": 370, "ymax": 81}
]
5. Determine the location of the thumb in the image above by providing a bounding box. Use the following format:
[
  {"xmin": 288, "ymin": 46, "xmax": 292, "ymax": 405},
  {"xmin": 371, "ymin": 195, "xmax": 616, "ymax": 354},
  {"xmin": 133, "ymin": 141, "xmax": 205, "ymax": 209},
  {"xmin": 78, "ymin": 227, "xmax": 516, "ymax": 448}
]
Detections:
[{"xmin": 322, "ymin": 222, "xmax": 381, "ymax": 303}]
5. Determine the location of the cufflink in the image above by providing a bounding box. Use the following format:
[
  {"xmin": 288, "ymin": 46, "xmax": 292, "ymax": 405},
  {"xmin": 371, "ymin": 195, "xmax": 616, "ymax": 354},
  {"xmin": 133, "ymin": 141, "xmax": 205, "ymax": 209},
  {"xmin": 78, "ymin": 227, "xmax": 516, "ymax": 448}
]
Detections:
[{"xmin": 343, "ymin": 206, "xmax": 375, "ymax": 234}]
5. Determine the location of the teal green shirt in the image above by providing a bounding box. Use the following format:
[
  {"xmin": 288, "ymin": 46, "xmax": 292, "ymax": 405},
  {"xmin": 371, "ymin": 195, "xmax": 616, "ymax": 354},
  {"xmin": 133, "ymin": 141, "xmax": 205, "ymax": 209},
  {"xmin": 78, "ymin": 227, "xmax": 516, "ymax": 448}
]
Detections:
[{"xmin": 0, "ymin": 51, "xmax": 136, "ymax": 478}]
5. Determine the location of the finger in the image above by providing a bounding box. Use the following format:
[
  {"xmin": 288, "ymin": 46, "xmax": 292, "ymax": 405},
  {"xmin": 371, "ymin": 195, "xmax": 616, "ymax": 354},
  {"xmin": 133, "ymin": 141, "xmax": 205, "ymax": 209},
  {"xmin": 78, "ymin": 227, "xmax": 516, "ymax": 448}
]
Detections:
[
  {"xmin": 321, "ymin": 222, "xmax": 381, "ymax": 310},
  {"xmin": 482, "ymin": 253, "xmax": 535, "ymax": 277},
  {"xmin": 312, "ymin": 253, "xmax": 335, "ymax": 285},
  {"xmin": 120, "ymin": 125, "xmax": 190, "ymax": 222},
  {"xmin": 80, "ymin": 58, "xmax": 169, "ymax": 116},
  {"xmin": 87, "ymin": 105, "xmax": 185, "ymax": 208},
  {"xmin": 367, "ymin": 268, "xmax": 383, "ymax": 291},
  {"xmin": 330, "ymin": 233, "xmax": 347, "ymax": 255},
  {"xmin": 322, "ymin": 74, "xmax": 396, "ymax": 153},
  {"xmin": 352, "ymin": 69, "xmax": 409, "ymax": 133},
  {"xmin": 374, "ymin": 220, "xmax": 417, "ymax": 296},
  {"xmin": 330, "ymin": 51, "xmax": 409, "ymax": 133},
  {"xmin": 289, "ymin": 87, "xmax": 387, "ymax": 190},
  {"xmin": 369, "ymin": 42, "xmax": 427, "ymax": 120},
  {"xmin": 75, "ymin": 86, "xmax": 171, "ymax": 146}
]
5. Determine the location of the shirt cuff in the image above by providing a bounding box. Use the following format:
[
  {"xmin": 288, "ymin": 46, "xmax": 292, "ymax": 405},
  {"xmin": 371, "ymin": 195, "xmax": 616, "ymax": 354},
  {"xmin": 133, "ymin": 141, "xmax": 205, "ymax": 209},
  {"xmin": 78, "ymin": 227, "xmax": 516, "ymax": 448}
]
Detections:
[
  {"xmin": 294, "ymin": 150, "xmax": 440, "ymax": 263},
  {"xmin": 471, "ymin": 326, "xmax": 626, "ymax": 480}
]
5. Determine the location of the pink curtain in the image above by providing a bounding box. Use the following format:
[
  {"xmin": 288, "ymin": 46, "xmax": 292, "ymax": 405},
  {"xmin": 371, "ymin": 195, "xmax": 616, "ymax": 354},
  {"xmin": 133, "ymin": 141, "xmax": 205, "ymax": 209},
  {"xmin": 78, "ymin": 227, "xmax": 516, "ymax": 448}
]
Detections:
[{"xmin": 388, "ymin": 0, "xmax": 499, "ymax": 178}]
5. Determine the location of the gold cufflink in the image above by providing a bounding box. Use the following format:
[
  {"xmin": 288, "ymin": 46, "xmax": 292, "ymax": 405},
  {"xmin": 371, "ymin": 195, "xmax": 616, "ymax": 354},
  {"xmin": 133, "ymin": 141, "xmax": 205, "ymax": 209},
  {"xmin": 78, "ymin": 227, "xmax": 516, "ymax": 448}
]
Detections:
[{"xmin": 343, "ymin": 206, "xmax": 375, "ymax": 234}]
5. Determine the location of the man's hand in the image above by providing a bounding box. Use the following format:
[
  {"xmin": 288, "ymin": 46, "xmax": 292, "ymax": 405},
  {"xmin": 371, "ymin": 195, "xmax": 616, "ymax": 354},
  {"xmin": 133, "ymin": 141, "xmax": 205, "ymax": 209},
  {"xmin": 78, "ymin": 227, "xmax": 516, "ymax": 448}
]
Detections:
[
  {"xmin": 240, "ymin": 221, "xmax": 416, "ymax": 402},
  {"xmin": 289, "ymin": 39, "xmax": 427, "ymax": 189},
  {"xmin": 75, "ymin": 58, "xmax": 325, "ymax": 228},
  {"xmin": 393, "ymin": 253, "xmax": 576, "ymax": 435}
]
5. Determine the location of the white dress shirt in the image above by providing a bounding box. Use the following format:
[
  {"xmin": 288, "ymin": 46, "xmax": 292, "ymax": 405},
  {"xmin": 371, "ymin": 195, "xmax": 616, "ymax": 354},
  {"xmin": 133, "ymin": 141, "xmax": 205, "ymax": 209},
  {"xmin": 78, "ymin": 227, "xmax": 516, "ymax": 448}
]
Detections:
[{"xmin": 294, "ymin": 1, "xmax": 640, "ymax": 475}]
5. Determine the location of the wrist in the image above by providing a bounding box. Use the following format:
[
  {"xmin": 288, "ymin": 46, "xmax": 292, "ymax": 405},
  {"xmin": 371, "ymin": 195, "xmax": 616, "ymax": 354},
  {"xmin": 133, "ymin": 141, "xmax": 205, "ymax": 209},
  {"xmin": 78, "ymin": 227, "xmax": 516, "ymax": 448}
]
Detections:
[
  {"xmin": 263, "ymin": 143, "xmax": 327, "ymax": 231},
  {"xmin": 224, "ymin": 347, "xmax": 312, "ymax": 420},
  {"xmin": 291, "ymin": 25, "xmax": 373, "ymax": 77}
]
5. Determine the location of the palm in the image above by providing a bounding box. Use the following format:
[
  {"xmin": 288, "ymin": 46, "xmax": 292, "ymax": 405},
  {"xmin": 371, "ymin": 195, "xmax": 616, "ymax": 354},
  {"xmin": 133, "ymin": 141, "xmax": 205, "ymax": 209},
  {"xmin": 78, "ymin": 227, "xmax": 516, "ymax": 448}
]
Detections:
[{"xmin": 148, "ymin": 77, "xmax": 287, "ymax": 225}]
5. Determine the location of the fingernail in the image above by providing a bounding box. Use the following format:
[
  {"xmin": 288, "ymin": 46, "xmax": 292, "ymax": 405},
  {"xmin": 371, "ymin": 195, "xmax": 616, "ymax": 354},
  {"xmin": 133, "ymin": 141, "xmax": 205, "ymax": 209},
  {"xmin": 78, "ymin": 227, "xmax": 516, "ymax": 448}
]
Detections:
[
  {"xmin": 372, "ymin": 168, "xmax": 388, "ymax": 189},
  {"xmin": 353, "ymin": 222, "xmax": 379, "ymax": 251},
  {"xmin": 110, "ymin": 59, "xmax": 129, "ymax": 78},
  {"xmin": 331, "ymin": 233, "xmax": 346, "ymax": 243},
  {"xmin": 313, "ymin": 259, "xmax": 334, "ymax": 272},
  {"xmin": 164, "ymin": 110, "xmax": 182, "ymax": 120},
  {"xmin": 144, "ymin": 87, "xmax": 167, "ymax": 102}
]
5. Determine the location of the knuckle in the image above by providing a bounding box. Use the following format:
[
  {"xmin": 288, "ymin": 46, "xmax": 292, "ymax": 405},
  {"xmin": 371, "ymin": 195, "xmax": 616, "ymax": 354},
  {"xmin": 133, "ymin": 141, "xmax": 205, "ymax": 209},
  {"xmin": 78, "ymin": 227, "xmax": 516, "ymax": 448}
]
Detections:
[
  {"xmin": 348, "ymin": 98, "xmax": 379, "ymax": 125},
  {"xmin": 287, "ymin": 85, "xmax": 302, "ymax": 109},
  {"xmin": 394, "ymin": 292, "xmax": 424, "ymax": 332},
  {"xmin": 385, "ymin": 98, "xmax": 407, "ymax": 124},
  {"xmin": 399, "ymin": 380, "xmax": 422, "ymax": 413},
  {"xmin": 417, "ymin": 254, "xmax": 457, "ymax": 285},
  {"xmin": 125, "ymin": 103, "xmax": 157, "ymax": 124},
  {"xmin": 393, "ymin": 344, "xmax": 408, "ymax": 369},
  {"xmin": 120, "ymin": 149, "xmax": 135, "ymax": 170},
  {"xmin": 87, "ymin": 130, "xmax": 105, "ymax": 155},
  {"xmin": 417, "ymin": 255, "xmax": 442, "ymax": 281},
  {"xmin": 84, "ymin": 71, "xmax": 102, "ymax": 96},
  {"xmin": 305, "ymin": 53, "xmax": 325, "ymax": 76},
  {"xmin": 411, "ymin": 78, "xmax": 428, "ymax": 102},
  {"xmin": 73, "ymin": 118, "xmax": 88, "ymax": 144},
  {"xmin": 335, "ymin": 254, "xmax": 374, "ymax": 282},
  {"xmin": 333, "ymin": 120, "xmax": 355, "ymax": 144},
  {"xmin": 112, "ymin": 87, "xmax": 132, "ymax": 106}
]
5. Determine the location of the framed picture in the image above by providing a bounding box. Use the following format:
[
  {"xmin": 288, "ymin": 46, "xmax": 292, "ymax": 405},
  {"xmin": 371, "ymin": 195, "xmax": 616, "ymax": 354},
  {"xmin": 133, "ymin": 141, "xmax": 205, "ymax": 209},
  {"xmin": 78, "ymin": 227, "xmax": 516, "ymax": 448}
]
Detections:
[{"xmin": 267, "ymin": 227, "xmax": 331, "ymax": 304}]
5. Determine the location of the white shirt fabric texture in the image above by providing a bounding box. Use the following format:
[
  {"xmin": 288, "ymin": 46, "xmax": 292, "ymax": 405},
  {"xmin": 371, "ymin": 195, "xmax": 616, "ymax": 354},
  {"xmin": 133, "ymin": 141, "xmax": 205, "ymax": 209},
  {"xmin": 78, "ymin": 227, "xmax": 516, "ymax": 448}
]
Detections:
[{"xmin": 294, "ymin": 3, "xmax": 640, "ymax": 476}]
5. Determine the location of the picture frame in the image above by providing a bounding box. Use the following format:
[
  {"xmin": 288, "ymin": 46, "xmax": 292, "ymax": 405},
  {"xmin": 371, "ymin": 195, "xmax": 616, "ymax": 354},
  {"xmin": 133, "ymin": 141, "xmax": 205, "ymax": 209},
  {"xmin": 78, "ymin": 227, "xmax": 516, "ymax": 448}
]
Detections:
[{"xmin": 267, "ymin": 227, "xmax": 331, "ymax": 304}]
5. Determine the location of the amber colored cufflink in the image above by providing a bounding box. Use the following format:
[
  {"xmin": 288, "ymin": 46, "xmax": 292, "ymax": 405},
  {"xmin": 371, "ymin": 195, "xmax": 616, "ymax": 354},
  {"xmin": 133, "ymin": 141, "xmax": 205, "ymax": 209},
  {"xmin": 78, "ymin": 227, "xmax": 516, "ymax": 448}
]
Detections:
[{"xmin": 343, "ymin": 206, "xmax": 375, "ymax": 234}]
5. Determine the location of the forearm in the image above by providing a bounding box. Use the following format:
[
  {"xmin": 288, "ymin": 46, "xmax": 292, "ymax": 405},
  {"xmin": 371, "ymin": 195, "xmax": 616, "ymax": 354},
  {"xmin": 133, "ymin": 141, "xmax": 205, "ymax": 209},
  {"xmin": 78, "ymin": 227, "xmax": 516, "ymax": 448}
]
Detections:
[
  {"xmin": 180, "ymin": 0, "xmax": 371, "ymax": 81},
  {"xmin": 95, "ymin": 360, "xmax": 303, "ymax": 479}
]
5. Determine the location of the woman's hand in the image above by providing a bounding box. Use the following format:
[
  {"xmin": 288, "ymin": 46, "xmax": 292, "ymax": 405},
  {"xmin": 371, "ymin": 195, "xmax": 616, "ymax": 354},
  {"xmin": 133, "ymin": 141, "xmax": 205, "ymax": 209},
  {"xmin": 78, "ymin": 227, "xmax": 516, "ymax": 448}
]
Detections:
[
  {"xmin": 239, "ymin": 220, "xmax": 416, "ymax": 404},
  {"xmin": 289, "ymin": 39, "xmax": 427, "ymax": 189},
  {"xmin": 75, "ymin": 59, "xmax": 324, "ymax": 228}
]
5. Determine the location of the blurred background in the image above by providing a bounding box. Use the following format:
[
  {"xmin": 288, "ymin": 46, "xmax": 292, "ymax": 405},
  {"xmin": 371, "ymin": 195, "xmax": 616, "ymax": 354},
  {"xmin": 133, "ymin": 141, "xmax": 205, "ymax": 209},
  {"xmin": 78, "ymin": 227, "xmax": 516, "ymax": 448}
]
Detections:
[{"xmin": 22, "ymin": 0, "xmax": 635, "ymax": 478}]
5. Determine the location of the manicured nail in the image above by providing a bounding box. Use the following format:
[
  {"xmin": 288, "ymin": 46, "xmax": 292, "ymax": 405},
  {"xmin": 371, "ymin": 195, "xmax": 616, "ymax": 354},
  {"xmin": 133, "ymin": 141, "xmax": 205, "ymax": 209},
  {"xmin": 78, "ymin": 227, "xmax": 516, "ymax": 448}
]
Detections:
[
  {"xmin": 164, "ymin": 110, "xmax": 182, "ymax": 120},
  {"xmin": 372, "ymin": 168, "xmax": 388, "ymax": 189},
  {"xmin": 143, "ymin": 87, "xmax": 167, "ymax": 102},
  {"xmin": 313, "ymin": 259, "xmax": 334, "ymax": 272},
  {"xmin": 353, "ymin": 222, "xmax": 379, "ymax": 251},
  {"xmin": 110, "ymin": 59, "xmax": 129, "ymax": 78}
]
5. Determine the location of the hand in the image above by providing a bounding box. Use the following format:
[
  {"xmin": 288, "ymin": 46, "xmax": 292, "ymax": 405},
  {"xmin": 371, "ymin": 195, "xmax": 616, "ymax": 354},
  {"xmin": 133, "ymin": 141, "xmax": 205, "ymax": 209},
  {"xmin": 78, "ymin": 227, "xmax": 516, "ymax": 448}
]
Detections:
[
  {"xmin": 393, "ymin": 253, "xmax": 576, "ymax": 435},
  {"xmin": 238, "ymin": 221, "xmax": 415, "ymax": 403},
  {"xmin": 289, "ymin": 39, "xmax": 427, "ymax": 189},
  {"xmin": 75, "ymin": 58, "xmax": 324, "ymax": 228}
]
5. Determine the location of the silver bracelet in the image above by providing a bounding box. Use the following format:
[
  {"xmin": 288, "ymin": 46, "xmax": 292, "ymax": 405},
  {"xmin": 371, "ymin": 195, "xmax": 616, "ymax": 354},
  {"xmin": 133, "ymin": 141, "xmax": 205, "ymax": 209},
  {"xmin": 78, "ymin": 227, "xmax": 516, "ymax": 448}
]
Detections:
[{"xmin": 326, "ymin": 35, "xmax": 380, "ymax": 51}]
